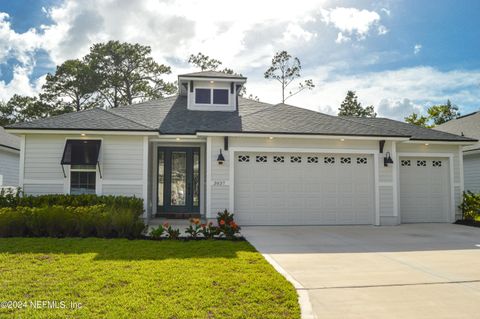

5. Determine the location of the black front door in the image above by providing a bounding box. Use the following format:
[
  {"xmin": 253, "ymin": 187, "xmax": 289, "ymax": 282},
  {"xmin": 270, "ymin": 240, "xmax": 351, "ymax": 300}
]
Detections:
[{"xmin": 157, "ymin": 147, "xmax": 200, "ymax": 215}]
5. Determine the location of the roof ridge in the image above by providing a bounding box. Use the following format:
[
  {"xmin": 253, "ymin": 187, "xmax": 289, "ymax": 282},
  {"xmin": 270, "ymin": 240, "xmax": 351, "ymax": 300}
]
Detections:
[{"xmin": 99, "ymin": 108, "xmax": 155, "ymax": 130}]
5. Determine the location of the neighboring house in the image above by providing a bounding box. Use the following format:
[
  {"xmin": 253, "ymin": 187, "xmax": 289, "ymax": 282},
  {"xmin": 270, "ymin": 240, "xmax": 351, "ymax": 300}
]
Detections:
[
  {"xmin": 436, "ymin": 111, "xmax": 480, "ymax": 193},
  {"xmin": 0, "ymin": 126, "xmax": 20, "ymax": 187},
  {"xmin": 6, "ymin": 71, "xmax": 476, "ymax": 225}
]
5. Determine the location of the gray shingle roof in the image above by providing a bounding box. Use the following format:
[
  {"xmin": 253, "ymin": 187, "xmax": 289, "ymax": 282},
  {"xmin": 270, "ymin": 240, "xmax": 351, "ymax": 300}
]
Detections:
[
  {"xmin": 178, "ymin": 71, "xmax": 246, "ymax": 80},
  {"xmin": 6, "ymin": 96, "xmax": 474, "ymax": 142},
  {"xmin": 0, "ymin": 126, "xmax": 20, "ymax": 150},
  {"xmin": 435, "ymin": 111, "xmax": 480, "ymax": 151},
  {"xmin": 342, "ymin": 117, "xmax": 476, "ymax": 142}
]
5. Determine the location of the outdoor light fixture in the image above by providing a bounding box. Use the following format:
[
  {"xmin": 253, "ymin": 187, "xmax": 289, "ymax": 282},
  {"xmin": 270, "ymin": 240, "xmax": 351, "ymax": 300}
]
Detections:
[
  {"xmin": 425, "ymin": 143, "xmax": 429, "ymax": 146},
  {"xmin": 210, "ymin": 80, "xmax": 215, "ymax": 84},
  {"xmin": 384, "ymin": 152, "xmax": 394, "ymax": 167},
  {"xmin": 217, "ymin": 149, "xmax": 225, "ymax": 165},
  {"xmin": 176, "ymin": 138, "xmax": 181, "ymax": 141},
  {"xmin": 269, "ymin": 136, "xmax": 274, "ymax": 140},
  {"xmin": 81, "ymin": 133, "xmax": 86, "ymax": 137},
  {"xmin": 340, "ymin": 138, "xmax": 345, "ymax": 142}
]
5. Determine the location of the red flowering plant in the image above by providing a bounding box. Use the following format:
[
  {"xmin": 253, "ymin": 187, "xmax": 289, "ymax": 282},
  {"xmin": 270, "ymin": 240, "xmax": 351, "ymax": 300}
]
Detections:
[
  {"xmin": 199, "ymin": 221, "xmax": 217, "ymax": 239},
  {"xmin": 216, "ymin": 209, "xmax": 241, "ymax": 240},
  {"xmin": 185, "ymin": 218, "xmax": 202, "ymax": 239},
  {"xmin": 162, "ymin": 222, "xmax": 180, "ymax": 240}
]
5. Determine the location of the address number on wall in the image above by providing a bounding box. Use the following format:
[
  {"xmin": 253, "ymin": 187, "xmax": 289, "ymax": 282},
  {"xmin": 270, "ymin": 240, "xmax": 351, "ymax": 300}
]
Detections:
[{"xmin": 212, "ymin": 180, "xmax": 227, "ymax": 187}]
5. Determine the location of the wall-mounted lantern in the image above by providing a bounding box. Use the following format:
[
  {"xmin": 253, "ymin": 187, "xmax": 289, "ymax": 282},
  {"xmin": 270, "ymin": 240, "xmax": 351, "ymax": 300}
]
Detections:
[
  {"xmin": 217, "ymin": 149, "xmax": 225, "ymax": 165},
  {"xmin": 384, "ymin": 152, "xmax": 394, "ymax": 167}
]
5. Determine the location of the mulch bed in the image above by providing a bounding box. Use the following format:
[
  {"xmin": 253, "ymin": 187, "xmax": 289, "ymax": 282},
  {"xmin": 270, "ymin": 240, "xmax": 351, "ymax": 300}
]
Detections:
[{"xmin": 455, "ymin": 220, "xmax": 480, "ymax": 228}]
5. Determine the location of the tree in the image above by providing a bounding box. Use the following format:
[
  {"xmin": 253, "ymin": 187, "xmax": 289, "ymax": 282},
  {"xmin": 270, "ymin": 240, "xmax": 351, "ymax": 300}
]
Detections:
[
  {"xmin": 264, "ymin": 50, "xmax": 314, "ymax": 103},
  {"xmin": 427, "ymin": 100, "xmax": 459, "ymax": 125},
  {"xmin": 404, "ymin": 113, "xmax": 432, "ymax": 128},
  {"xmin": 86, "ymin": 41, "xmax": 175, "ymax": 108},
  {"xmin": 337, "ymin": 91, "xmax": 376, "ymax": 117},
  {"xmin": 404, "ymin": 100, "xmax": 460, "ymax": 128},
  {"xmin": 43, "ymin": 59, "xmax": 100, "ymax": 112},
  {"xmin": 0, "ymin": 94, "xmax": 65, "ymax": 125},
  {"xmin": 188, "ymin": 52, "xmax": 222, "ymax": 71}
]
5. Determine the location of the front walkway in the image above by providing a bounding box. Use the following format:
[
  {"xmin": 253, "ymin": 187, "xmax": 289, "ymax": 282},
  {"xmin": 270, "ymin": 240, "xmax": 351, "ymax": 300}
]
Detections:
[{"xmin": 243, "ymin": 224, "xmax": 480, "ymax": 319}]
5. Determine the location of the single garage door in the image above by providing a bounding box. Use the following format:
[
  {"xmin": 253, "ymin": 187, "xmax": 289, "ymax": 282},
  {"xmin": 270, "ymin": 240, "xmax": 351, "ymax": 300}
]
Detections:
[
  {"xmin": 399, "ymin": 157, "xmax": 450, "ymax": 223},
  {"xmin": 234, "ymin": 152, "xmax": 375, "ymax": 225}
]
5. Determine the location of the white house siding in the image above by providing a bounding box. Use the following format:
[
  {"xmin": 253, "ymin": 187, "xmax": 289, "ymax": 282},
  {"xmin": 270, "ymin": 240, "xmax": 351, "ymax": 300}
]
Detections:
[
  {"xmin": 0, "ymin": 148, "xmax": 19, "ymax": 186},
  {"xmin": 396, "ymin": 143, "xmax": 462, "ymax": 220},
  {"xmin": 207, "ymin": 136, "xmax": 400, "ymax": 225},
  {"xmin": 464, "ymin": 153, "xmax": 480, "ymax": 193},
  {"xmin": 22, "ymin": 134, "xmax": 146, "ymax": 202}
]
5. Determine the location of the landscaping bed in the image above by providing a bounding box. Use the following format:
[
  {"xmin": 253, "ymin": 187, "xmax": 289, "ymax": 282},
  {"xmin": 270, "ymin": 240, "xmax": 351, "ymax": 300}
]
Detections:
[{"xmin": 0, "ymin": 238, "xmax": 300, "ymax": 319}]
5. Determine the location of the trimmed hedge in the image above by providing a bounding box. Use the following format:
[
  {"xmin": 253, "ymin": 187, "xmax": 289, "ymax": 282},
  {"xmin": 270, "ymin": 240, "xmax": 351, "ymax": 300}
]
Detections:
[
  {"xmin": 459, "ymin": 191, "xmax": 480, "ymax": 221},
  {"xmin": 0, "ymin": 193, "xmax": 143, "ymax": 215},
  {"xmin": 0, "ymin": 205, "xmax": 145, "ymax": 238},
  {"xmin": 0, "ymin": 192, "xmax": 145, "ymax": 238}
]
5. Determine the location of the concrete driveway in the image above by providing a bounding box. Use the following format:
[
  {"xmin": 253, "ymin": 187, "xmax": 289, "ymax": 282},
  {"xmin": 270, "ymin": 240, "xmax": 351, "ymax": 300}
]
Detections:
[{"xmin": 242, "ymin": 224, "xmax": 480, "ymax": 319}]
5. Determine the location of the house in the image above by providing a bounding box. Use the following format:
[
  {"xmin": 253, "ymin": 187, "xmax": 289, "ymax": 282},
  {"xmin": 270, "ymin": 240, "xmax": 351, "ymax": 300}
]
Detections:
[
  {"xmin": 436, "ymin": 111, "xmax": 480, "ymax": 193},
  {"xmin": 0, "ymin": 126, "xmax": 20, "ymax": 187},
  {"xmin": 6, "ymin": 71, "xmax": 476, "ymax": 225}
]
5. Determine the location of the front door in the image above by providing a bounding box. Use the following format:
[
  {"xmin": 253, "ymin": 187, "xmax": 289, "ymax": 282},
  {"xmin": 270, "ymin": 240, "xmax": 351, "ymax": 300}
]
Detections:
[{"xmin": 157, "ymin": 147, "xmax": 200, "ymax": 216}]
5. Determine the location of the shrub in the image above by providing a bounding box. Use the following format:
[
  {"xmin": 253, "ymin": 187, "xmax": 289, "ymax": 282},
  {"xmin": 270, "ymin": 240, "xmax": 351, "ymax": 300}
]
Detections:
[
  {"xmin": 0, "ymin": 205, "xmax": 145, "ymax": 238},
  {"xmin": 185, "ymin": 218, "xmax": 202, "ymax": 238},
  {"xmin": 200, "ymin": 222, "xmax": 217, "ymax": 239},
  {"xmin": 149, "ymin": 225, "xmax": 165, "ymax": 239},
  {"xmin": 163, "ymin": 222, "xmax": 180, "ymax": 240},
  {"xmin": 216, "ymin": 210, "xmax": 241, "ymax": 240},
  {"xmin": 459, "ymin": 191, "xmax": 480, "ymax": 221}
]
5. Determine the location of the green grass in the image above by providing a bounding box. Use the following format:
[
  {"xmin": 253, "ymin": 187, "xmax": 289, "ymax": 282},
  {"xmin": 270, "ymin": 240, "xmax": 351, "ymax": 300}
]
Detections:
[{"xmin": 0, "ymin": 238, "xmax": 300, "ymax": 319}]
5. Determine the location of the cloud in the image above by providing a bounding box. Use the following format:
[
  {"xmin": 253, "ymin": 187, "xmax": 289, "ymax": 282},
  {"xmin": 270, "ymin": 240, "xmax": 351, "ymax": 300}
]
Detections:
[
  {"xmin": 321, "ymin": 7, "xmax": 386, "ymax": 41},
  {"xmin": 249, "ymin": 66, "xmax": 480, "ymax": 120},
  {"xmin": 414, "ymin": 44, "xmax": 422, "ymax": 55},
  {"xmin": 0, "ymin": 65, "xmax": 45, "ymax": 101}
]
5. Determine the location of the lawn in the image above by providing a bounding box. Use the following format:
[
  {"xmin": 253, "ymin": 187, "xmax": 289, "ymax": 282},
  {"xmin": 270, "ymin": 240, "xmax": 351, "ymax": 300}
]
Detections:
[{"xmin": 0, "ymin": 238, "xmax": 300, "ymax": 319}]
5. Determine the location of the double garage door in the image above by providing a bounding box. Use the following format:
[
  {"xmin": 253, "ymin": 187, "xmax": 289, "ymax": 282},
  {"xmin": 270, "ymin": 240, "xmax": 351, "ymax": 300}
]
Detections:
[{"xmin": 234, "ymin": 152, "xmax": 375, "ymax": 225}]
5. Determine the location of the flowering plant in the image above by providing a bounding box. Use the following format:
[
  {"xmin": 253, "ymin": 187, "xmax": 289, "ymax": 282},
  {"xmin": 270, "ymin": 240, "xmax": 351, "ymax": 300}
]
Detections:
[
  {"xmin": 199, "ymin": 221, "xmax": 217, "ymax": 239},
  {"xmin": 216, "ymin": 209, "xmax": 241, "ymax": 239},
  {"xmin": 185, "ymin": 218, "xmax": 202, "ymax": 238}
]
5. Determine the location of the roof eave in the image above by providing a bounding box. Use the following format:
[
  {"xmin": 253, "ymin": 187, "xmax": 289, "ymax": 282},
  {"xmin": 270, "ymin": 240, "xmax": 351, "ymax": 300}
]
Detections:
[
  {"xmin": 196, "ymin": 131, "xmax": 411, "ymax": 140},
  {"xmin": 5, "ymin": 128, "xmax": 160, "ymax": 136}
]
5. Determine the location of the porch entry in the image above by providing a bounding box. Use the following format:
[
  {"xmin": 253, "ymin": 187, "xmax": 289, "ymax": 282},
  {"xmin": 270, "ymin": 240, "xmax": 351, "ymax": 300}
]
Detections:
[{"xmin": 157, "ymin": 147, "xmax": 200, "ymax": 217}]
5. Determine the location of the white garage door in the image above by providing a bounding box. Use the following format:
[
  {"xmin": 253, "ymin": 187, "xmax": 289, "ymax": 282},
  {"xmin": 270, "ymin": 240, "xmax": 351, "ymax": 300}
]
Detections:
[
  {"xmin": 399, "ymin": 157, "xmax": 450, "ymax": 223},
  {"xmin": 234, "ymin": 152, "xmax": 375, "ymax": 225}
]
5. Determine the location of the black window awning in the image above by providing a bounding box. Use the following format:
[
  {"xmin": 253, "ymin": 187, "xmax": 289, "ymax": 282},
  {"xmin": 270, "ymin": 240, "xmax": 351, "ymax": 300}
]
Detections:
[{"xmin": 61, "ymin": 140, "xmax": 101, "ymax": 165}]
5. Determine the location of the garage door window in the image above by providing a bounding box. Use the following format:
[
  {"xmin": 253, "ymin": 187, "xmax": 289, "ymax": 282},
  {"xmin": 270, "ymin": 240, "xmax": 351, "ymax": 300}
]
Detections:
[
  {"xmin": 273, "ymin": 156, "xmax": 284, "ymax": 163},
  {"xmin": 290, "ymin": 156, "xmax": 302, "ymax": 163},
  {"xmin": 356, "ymin": 157, "xmax": 367, "ymax": 164},
  {"xmin": 324, "ymin": 157, "xmax": 335, "ymax": 164},
  {"xmin": 307, "ymin": 156, "xmax": 319, "ymax": 163},
  {"xmin": 401, "ymin": 160, "xmax": 411, "ymax": 166},
  {"xmin": 417, "ymin": 160, "xmax": 427, "ymax": 167},
  {"xmin": 238, "ymin": 155, "xmax": 250, "ymax": 162},
  {"xmin": 433, "ymin": 160, "xmax": 442, "ymax": 167},
  {"xmin": 340, "ymin": 157, "xmax": 351, "ymax": 164},
  {"xmin": 256, "ymin": 155, "xmax": 267, "ymax": 163}
]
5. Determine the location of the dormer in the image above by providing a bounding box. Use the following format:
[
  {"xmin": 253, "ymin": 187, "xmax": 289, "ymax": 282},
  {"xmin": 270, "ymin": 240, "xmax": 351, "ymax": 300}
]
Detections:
[{"xmin": 178, "ymin": 71, "xmax": 247, "ymax": 112}]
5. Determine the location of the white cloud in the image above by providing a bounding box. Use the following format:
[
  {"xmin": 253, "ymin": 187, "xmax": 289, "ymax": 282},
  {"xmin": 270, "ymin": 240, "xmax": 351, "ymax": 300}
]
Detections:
[
  {"xmin": 381, "ymin": 8, "xmax": 391, "ymax": 16},
  {"xmin": 414, "ymin": 44, "xmax": 422, "ymax": 55},
  {"xmin": 249, "ymin": 66, "xmax": 480, "ymax": 120},
  {"xmin": 321, "ymin": 7, "xmax": 386, "ymax": 41},
  {"xmin": 335, "ymin": 32, "xmax": 350, "ymax": 44},
  {"xmin": 377, "ymin": 25, "xmax": 388, "ymax": 35},
  {"xmin": 0, "ymin": 65, "xmax": 45, "ymax": 101}
]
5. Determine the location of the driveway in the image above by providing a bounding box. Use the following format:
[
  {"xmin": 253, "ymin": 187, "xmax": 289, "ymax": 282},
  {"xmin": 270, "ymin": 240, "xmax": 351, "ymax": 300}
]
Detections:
[{"xmin": 242, "ymin": 224, "xmax": 480, "ymax": 319}]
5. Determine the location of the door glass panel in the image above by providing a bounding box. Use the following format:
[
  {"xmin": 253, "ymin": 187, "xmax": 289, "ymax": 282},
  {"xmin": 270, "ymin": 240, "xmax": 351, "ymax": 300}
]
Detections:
[
  {"xmin": 193, "ymin": 151, "xmax": 200, "ymax": 207},
  {"xmin": 171, "ymin": 152, "xmax": 187, "ymax": 206},
  {"xmin": 158, "ymin": 151, "xmax": 164, "ymax": 206}
]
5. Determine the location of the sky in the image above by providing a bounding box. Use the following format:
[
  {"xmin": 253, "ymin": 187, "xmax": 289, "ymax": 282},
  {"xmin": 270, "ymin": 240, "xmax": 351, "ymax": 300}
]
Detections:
[{"xmin": 0, "ymin": 0, "xmax": 479, "ymax": 120}]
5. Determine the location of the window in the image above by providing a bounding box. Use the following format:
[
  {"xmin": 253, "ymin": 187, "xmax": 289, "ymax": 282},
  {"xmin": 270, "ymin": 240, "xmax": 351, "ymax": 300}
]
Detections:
[
  {"xmin": 432, "ymin": 160, "xmax": 442, "ymax": 167},
  {"xmin": 195, "ymin": 89, "xmax": 211, "ymax": 104},
  {"xmin": 195, "ymin": 88, "xmax": 229, "ymax": 105},
  {"xmin": 290, "ymin": 156, "xmax": 302, "ymax": 163},
  {"xmin": 213, "ymin": 89, "xmax": 229, "ymax": 104},
  {"xmin": 256, "ymin": 155, "xmax": 267, "ymax": 163},
  {"xmin": 356, "ymin": 157, "xmax": 367, "ymax": 164},
  {"xmin": 340, "ymin": 157, "xmax": 351, "ymax": 164},
  {"xmin": 307, "ymin": 156, "xmax": 318, "ymax": 163},
  {"xmin": 401, "ymin": 160, "xmax": 411, "ymax": 167},
  {"xmin": 238, "ymin": 155, "xmax": 250, "ymax": 162},
  {"xmin": 324, "ymin": 157, "xmax": 335, "ymax": 164},
  {"xmin": 417, "ymin": 160, "xmax": 426, "ymax": 167},
  {"xmin": 70, "ymin": 165, "xmax": 96, "ymax": 195},
  {"xmin": 273, "ymin": 156, "xmax": 284, "ymax": 163}
]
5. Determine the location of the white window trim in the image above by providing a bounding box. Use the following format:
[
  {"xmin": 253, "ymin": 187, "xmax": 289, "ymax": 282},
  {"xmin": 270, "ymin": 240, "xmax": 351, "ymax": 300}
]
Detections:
[
  {"xmin": 194, "ymin": 87, "xmax": 230, "ymax": 106},
  {"xmin": 69, "ymin": 166, "xmax": 97, "ymax": 195}
]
